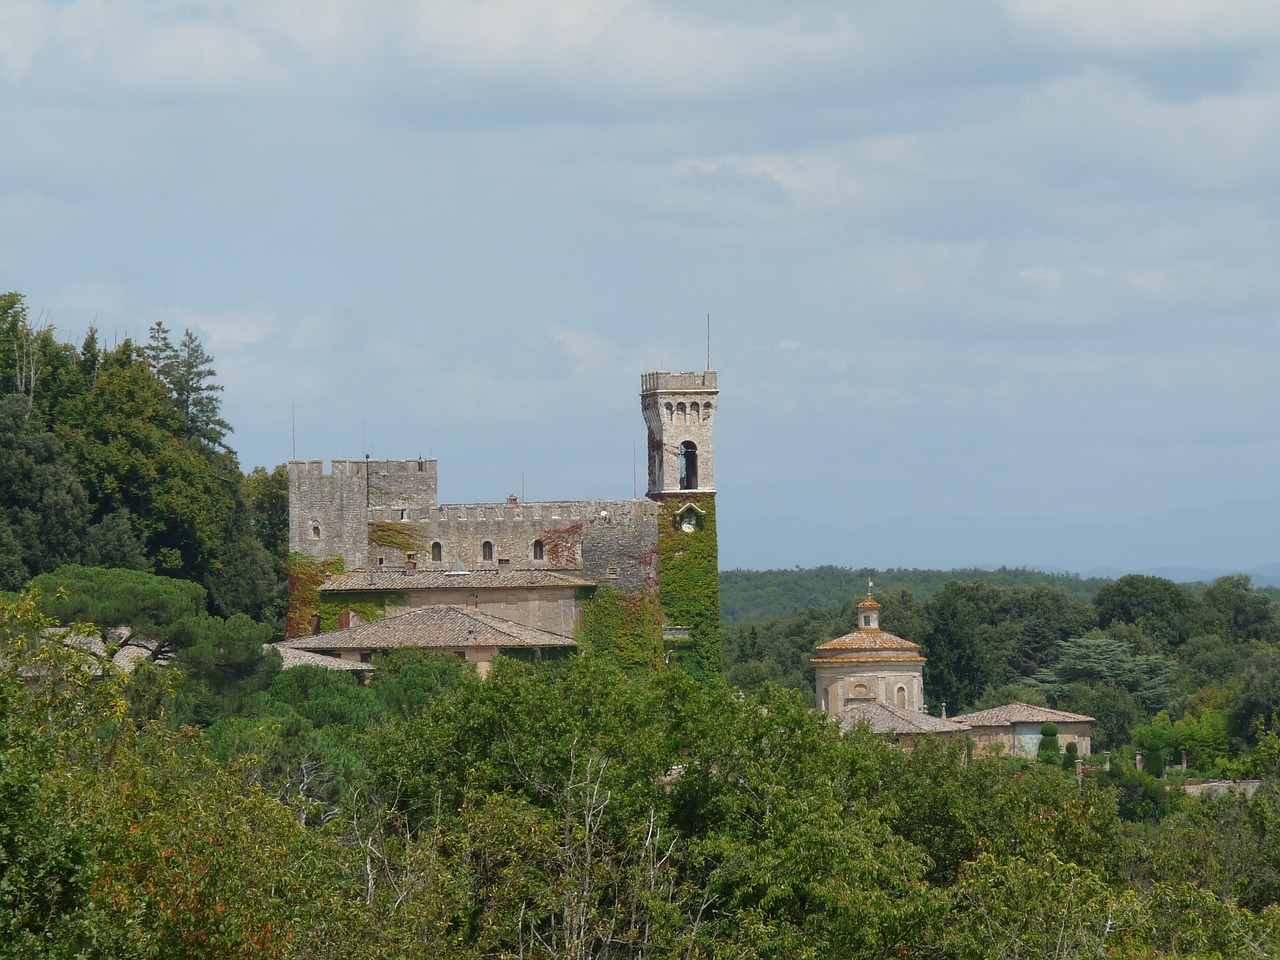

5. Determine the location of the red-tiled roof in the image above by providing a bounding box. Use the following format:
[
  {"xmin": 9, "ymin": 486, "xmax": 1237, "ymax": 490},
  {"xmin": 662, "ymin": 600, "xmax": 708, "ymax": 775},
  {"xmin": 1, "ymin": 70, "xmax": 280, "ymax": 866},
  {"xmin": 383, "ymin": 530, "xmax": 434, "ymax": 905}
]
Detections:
[
  {"xmin": 838, "ymin": 701, "xmax": 970, "ymax": 736},
  {"xmin": 814, "ymin": 628, "xmax": 920, "ymax": 653},
  {"xmin": 812, "ymin": 652, "xmax": 927, "ymax": 664},
  {"xmin": 278, "ymin": 605, "xmax": 577, "ymax": 653},
  {"xmin": 951, "ymin": 702, "xmax": 1094, "ymax": 725},
  {"xmin": 274, "ymin": 646, "xmax": 372, "ymax": 672}
]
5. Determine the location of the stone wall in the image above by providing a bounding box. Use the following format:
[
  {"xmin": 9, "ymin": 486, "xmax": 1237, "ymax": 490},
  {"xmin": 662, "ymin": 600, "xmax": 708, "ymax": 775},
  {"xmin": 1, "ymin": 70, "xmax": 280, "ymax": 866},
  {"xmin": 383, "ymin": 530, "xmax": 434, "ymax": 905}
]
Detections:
[
  {"xmin": 289, "ymin": 459, "xmax": 439, "ymax": 568},
  {"xmin": 362, "ymin": 498, "xmax": 660, "ymax": 594}
]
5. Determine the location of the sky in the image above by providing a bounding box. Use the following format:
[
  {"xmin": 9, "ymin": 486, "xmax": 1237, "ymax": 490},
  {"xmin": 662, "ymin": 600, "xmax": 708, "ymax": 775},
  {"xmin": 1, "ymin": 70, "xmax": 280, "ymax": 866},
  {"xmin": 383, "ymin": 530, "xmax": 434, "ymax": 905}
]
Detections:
[{"xmin": 3, "ymin": 0, "xmax": 1280, "ymax": 577}]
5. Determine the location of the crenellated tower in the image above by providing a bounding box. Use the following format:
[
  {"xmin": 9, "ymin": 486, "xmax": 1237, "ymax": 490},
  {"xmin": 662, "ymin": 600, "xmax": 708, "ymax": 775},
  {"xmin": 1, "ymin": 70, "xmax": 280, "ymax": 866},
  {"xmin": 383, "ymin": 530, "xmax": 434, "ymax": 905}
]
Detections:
[
  {"xmin": 640, "ymin": 369, "xmax": 721, "ymax": 682},
  {"xmin": 641, "ymin": 370, "xmax": 717, "ymax": 498}
]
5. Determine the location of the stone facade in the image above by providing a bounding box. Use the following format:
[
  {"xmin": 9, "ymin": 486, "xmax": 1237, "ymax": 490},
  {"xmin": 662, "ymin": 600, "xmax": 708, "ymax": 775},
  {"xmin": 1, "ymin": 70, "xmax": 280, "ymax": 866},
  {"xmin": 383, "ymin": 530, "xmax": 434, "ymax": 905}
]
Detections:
[
  {"xmin": 951, "ymin": 703, "xmax": 1094, "ymax": 758},
  {"xmin": 641, "ymin": 370, "xmax": 717, "ymax": 496},
  {"xmin": 813, "ymin": 597, "xmax": 928, "ymax": 718},
  {"xmin": 288, "ymin": 370, "xmax": 719, "ymax": 655}
]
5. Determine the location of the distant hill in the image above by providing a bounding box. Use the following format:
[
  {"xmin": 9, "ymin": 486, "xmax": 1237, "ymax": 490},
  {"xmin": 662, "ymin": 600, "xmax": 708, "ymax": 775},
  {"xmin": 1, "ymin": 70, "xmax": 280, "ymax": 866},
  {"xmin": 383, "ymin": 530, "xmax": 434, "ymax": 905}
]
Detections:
[{"xmin": 719, "ymin": 565, "xmax": 1113, "ymax": 626}]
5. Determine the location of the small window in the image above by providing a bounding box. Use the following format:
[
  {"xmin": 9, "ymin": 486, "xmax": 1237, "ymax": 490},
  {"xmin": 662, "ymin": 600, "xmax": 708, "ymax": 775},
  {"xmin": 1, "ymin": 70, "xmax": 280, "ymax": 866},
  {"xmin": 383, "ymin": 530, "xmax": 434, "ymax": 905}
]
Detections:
[
  {"xmin": 862, "ymin": 614, "xmax": 872, "ymax": 627},
  {"xmin": 532, "ymin": 539, "xmax": 545, "ymax": 561},
  {"xmin": 482, "ymin": 541, "xmax": 494, "ymax": 561},
  {"xmin": 377, "ymin": 556, "xmax": 385, "ymax": 567},
  {"xmin": 431, "ymin": 542, "xmax": 442, "ymax": 562},
  {"xmin": 311, "ymin": 524, "xmax": 321, "ymax": 540},
  {"xmin": 895, "ymin": 686, "xmax": 907, "ymax": 708}
]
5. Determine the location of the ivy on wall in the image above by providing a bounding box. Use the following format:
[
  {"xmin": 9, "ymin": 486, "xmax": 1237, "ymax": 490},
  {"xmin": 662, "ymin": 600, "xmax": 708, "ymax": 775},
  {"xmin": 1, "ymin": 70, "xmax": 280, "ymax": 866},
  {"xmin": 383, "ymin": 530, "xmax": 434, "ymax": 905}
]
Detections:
[
  {"xmin": 540, "ymin": 523, "xmax": 583, "ymax": 567},
  {"xmin": 657, "ymin": 495, "xmax": 721, "ymax": 684},
  {"xmin": 317, "ymin": 590, "xmax": 401, "ymax": 633},
  {"xmin": 578, "ymin": 582, "xmax": 664, "ymax": 671},
  {"xmin": 577, "ymin": 497, "xmax": 721, "ymax": 683},
  {"xmin": 286, "ymin": 554, "xmax": 401, "ymax": 638},
  {"xmin": 367, "ymin": 521, "xmax": 424, "ymax": 553},
  {"xmin": 285, "ymin": 553, "xmax": 344, "ymax": 640}
]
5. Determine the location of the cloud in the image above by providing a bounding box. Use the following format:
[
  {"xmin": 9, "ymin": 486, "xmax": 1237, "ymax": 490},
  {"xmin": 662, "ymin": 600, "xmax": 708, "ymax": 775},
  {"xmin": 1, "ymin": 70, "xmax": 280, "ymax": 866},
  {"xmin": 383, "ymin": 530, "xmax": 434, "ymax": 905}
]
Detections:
[
  {"xmin": 162, "ymin": 302, "xmax": 279, "ymax": 348},
  {"xmin": 1005, "ymin": 0, "xmax": 1280, "ymax": 52}
]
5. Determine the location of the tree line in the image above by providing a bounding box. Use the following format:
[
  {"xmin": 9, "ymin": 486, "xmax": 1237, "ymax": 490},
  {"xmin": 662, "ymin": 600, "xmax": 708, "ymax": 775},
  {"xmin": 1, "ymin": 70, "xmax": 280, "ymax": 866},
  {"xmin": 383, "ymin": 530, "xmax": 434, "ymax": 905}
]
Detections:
[
  {"xmin": 0, "ymin": 292, "xmax": 289, "ymax": 621},
  {"xmin": 725, "ymin": 571, "xmax": 1280, "ymax": 778},
  {"xmin": 11, "ymin": 285, "xmax": 1280, "ymax": 955}
]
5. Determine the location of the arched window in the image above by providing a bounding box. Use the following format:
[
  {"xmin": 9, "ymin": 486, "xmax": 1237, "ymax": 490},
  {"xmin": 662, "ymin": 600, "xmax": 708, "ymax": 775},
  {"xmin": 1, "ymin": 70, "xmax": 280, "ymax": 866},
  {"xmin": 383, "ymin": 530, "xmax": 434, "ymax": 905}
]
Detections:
[
  {"xmin": 532, "ymin": 539, "xmax": 545, "ymax": 561},
  {"xmin": 676, "ymin": 401, "xmax": 687, "ymax": 423},
  {"xmin": 895, "ymin": 686, "xmax": 907, "ymax": 708},
  {"xmin": 679, "ymin": 441, "xmax": 698, "ymax": 490},
  {"xmin": 702, "ymin": 402, "xmax": 712, "ymax": 421},
  {"xmin": 664, "ymin": 402, "xmax": 674, "ymax": 422},
  {"xmin": 852, "ymin": 683, "xmax": 869, "ymax": 699},
  {"xmin": 311, "ymin": 524, "xmax": 321, "ymax": 540},
  {"xmin": 482, "ymin": 541, "xmax": 494, "ymax": 561},
  {"xmin": 431, "ymin": 542, "xmax": 442, "ymax": 562},
  {"xmin": 690, "ymin": 401, "xmax": 700, "ymax": 420}
]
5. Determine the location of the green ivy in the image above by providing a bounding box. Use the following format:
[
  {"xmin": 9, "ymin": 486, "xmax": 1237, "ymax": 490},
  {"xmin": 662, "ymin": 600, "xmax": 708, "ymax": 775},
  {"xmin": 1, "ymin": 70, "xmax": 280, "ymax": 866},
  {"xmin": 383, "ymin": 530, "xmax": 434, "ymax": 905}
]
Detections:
[
  {"xmin": 317, "ymin": 591, "xmax": 402, "ymax": 633},
  {"xmin": 657, "ymin": 495, "xmax": 721, "ymax": 684},
  {"xmin": 578, "ymin": 582, "xmax": 664, "ymax": 671},
  {"xmin": 285, "ymin": 553, "xmax": 344, "ymax": 639},
  {"xmin": 367, "ymin": 522, "xmax": 424, "ymax": 553}
]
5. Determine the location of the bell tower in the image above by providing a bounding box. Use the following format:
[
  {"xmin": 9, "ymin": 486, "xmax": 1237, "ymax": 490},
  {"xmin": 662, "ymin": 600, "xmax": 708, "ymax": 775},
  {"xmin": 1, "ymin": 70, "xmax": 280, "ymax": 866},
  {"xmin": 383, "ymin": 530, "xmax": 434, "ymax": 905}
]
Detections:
[{"xmin": 640, "ymin": 370, "xmax": 717, "ymax": 499}]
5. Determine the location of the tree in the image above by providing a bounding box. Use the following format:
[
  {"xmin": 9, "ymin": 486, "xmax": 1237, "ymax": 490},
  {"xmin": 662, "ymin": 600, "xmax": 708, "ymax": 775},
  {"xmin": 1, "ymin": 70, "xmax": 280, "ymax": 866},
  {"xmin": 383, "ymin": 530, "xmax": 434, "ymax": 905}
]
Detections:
[
  {"xmin": 1094, "ymin": 574, "xmax": 1202, "ymax": 652},
  {"xmin": 1204, "ymin": 574, "xmax": 1280, "ymax": 644},
  {"xmin": 170, "ymin": 328, "xmax": 232, "ymax": 450},
  {"xmin": 0, "ymin": 395, "xmax": 90, "ymax": 589},
  {"xmin": 1036, "ymin": 721, "xmax": 1061, "ymax": 763},
  {"xmin": 243, "ymin": 464, "xmax": 290, "ymax": 563}
]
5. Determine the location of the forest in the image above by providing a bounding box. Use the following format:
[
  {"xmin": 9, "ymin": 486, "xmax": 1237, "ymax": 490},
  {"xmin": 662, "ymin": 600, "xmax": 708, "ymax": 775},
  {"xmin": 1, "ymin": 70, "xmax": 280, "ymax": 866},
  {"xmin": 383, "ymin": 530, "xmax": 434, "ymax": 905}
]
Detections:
[{"xmin": 7, "ymin": 289, "xmax": 1280, "ymax": 957}]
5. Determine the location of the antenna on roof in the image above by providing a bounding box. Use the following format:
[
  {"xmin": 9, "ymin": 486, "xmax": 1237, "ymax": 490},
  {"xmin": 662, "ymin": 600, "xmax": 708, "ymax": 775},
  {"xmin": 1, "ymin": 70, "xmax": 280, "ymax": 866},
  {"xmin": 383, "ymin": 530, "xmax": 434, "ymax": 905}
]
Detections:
[
  {"xmin": 707, "ymin": 313, "xmax": 711, "ymax": 370},
  {"xmin": 291, "ymin": 401, "xmax": 296, "ymax": 460}
]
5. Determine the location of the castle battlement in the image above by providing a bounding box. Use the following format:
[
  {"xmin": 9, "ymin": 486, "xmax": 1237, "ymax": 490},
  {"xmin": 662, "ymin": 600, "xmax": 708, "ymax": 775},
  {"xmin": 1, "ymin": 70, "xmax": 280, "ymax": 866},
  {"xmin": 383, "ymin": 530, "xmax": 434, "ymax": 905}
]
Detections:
[
  {"xmin": 289, "ymin": 458, "xmax": 437, "ymax": 479},
  {"xmin": 641, "ymin": 370, "xmax": 717, "ymax": 393},
  {"xmin": 414, "ymin": 499, "xmax": 651, "ymax": 523}
]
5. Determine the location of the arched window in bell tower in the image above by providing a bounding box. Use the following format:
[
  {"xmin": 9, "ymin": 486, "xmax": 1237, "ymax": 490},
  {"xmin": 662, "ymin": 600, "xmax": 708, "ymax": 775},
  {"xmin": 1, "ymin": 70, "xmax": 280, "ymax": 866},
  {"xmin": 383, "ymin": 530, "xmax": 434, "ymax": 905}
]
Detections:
[{"xmin": 679, "ymin": 441, "xmax": 698, "ymax": 490}]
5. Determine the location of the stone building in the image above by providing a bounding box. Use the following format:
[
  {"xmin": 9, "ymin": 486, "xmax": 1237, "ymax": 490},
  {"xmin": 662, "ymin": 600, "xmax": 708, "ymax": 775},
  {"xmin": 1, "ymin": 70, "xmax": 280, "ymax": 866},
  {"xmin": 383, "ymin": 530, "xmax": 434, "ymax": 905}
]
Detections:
[
  {"xmin": 277, "ymin": 605, "xmax": 577, "ymax": 679},
  {"xmin": 813, "ymin": 596, "xmax": 928, "ymax": 716},
  {"xmin": 813, "ymin": 594, "xmax": 968, "ymax": 745},
  {"xmin": 285, "ymin": 370, "xmax": 721, "ymax": 676},
  {"xmin": 950, "ymin": 703, "xmax": 1093, "ymax": 758}
]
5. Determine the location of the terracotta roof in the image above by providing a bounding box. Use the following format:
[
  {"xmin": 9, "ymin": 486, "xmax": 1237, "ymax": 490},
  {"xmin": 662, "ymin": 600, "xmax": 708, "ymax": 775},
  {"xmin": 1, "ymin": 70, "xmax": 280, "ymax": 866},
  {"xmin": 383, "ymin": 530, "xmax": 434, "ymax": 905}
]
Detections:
[
  {"xmin": 273, "ymin": 645, "xmax": 373, "ymax": 672},
  {"xmin": 279, "ymin": 605, "xmax": 577, "ymax": 653},
  {"xmin": 814, "ymin": 628, "xmax": 920, "ymax": 654},
  {"xmin": 857, "ymin": 596, "xmax": 881, "ymax": 609},
  {"xmin": 322, "ymin": 569, "xmax": 595, "ymax": 592},
  {"xmin": 812, "ymin": 653, "xmax": 927, "ymax": 664},
  {"xmin": 838, "ymin": 701, "xmax": 970, "ymax": 736},
  {"xmin": 951, "ymin": 702, "xmax": 1095, "ymax": 726}
]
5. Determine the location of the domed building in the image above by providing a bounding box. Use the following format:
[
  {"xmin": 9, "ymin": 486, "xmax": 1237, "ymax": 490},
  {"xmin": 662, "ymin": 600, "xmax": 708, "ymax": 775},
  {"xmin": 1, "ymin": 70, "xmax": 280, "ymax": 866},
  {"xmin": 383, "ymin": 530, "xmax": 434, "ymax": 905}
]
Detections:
[{"xmin": 812, "ymin": 595, "xmax": 928, "ymax": 718}]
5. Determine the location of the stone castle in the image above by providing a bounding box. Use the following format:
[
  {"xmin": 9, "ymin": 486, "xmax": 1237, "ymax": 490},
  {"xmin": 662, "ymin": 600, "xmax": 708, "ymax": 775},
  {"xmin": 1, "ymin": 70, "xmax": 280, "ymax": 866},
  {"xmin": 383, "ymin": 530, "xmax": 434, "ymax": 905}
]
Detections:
[{"xmin": 284, "ymin": 370, "xmax": 721, "ymax": 678}]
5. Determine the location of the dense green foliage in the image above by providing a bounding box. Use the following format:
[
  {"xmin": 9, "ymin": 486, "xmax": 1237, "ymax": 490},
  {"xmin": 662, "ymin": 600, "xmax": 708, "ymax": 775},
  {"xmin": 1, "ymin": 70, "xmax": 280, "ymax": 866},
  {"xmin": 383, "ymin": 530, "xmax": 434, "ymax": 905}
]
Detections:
[
  {"xmin": 657, "ymin": 496, "xmax": 721, "ymax": 683},
  {"xmin": 725, "ymin": 570, "xmax": 1280, "ymax": 777},
  {"xmin": 10, "ymin": 585, "xmax": 1280, "ymax": 958},
  {"xmin": 14, "ymin": 282, "xmax": 1280, "ymax": 955},
  {"xmin": 0, "ymin": 293, "xmax": 286, "ymax": 622},
  {"xmin": 721, "ymin": 564, "xmax": 1111, "ymax": 625}
]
